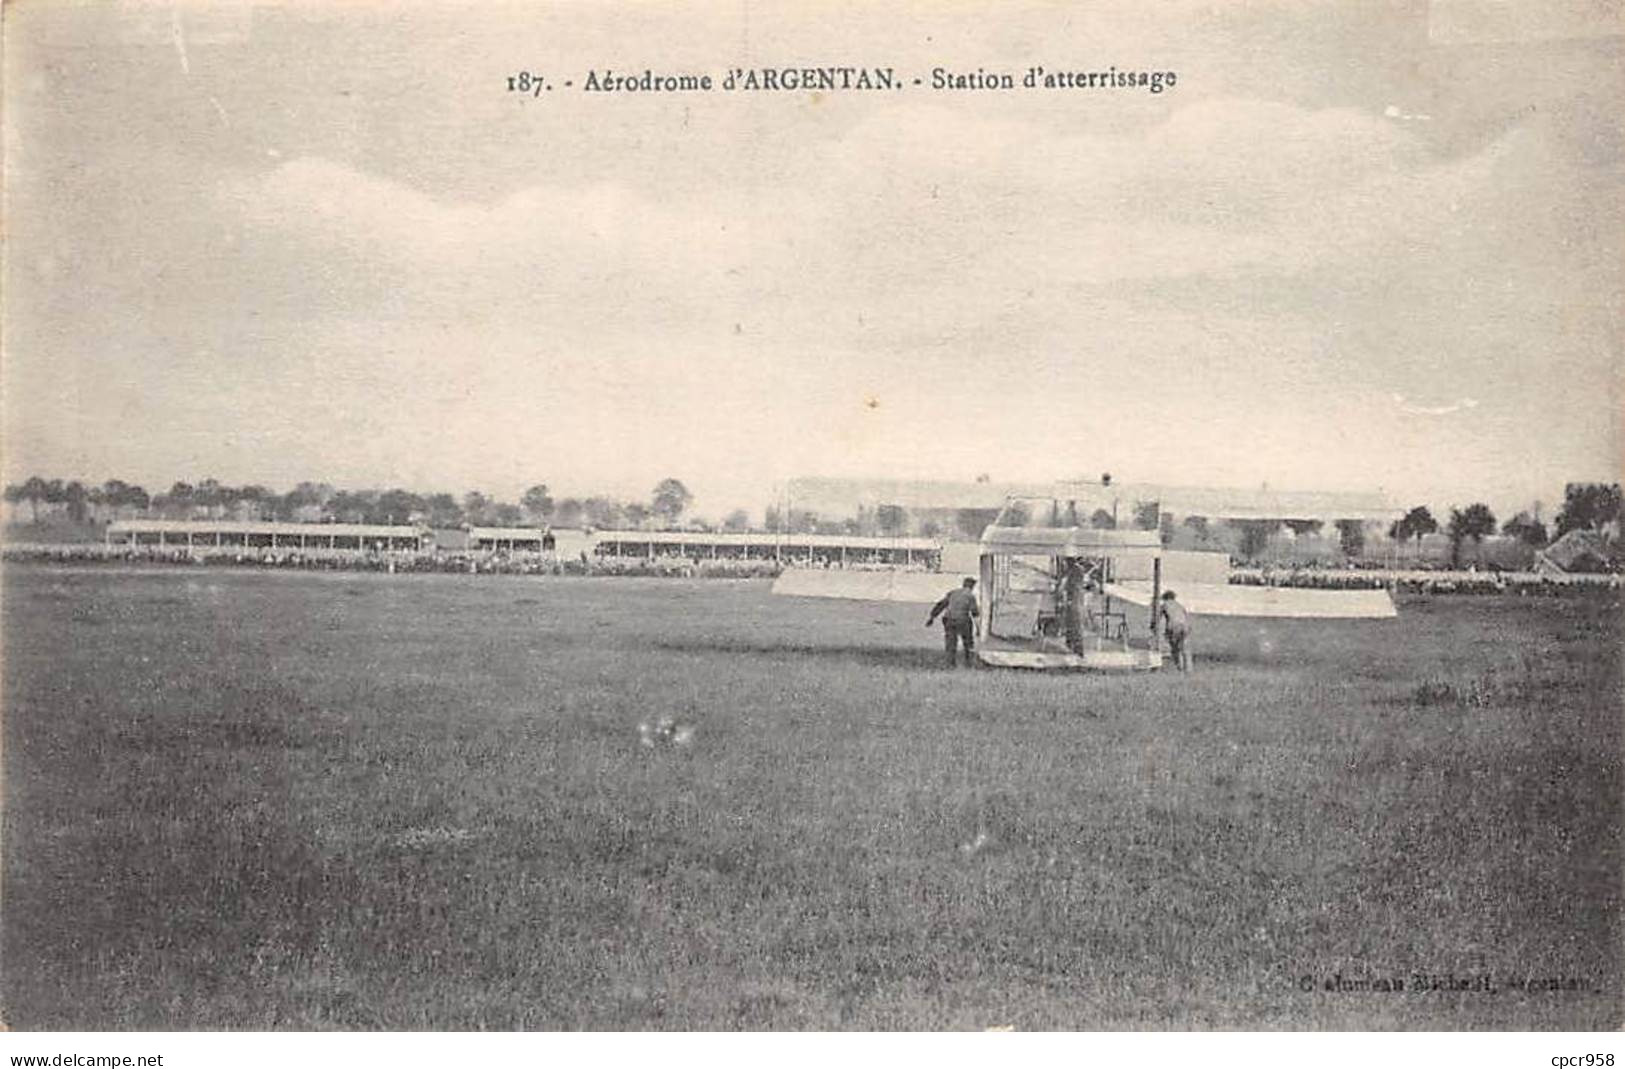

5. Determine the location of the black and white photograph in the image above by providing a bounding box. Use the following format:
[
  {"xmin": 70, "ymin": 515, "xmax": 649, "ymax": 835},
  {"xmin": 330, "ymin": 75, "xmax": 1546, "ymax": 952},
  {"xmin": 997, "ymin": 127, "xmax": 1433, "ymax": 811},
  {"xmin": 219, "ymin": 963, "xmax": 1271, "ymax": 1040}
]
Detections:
[{"xmin": 1, "ymin": 0, "xmax": 1620, "ymax": 1047}]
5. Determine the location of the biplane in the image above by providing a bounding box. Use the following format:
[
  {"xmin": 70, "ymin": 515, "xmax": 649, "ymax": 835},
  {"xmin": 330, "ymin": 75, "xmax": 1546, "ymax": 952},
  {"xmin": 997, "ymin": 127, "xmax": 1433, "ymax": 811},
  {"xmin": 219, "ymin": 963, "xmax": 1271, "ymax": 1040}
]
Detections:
[{"xmin": 772, "ymin": 491, "xmax": 1397, "ymax": 671}]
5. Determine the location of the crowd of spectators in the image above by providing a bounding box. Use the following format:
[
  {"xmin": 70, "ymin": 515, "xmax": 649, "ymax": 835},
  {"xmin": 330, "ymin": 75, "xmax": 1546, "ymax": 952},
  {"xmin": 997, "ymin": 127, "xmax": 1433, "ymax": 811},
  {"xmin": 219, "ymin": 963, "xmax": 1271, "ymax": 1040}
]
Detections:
[
  {"xmin": 1231, "ymin": 565, "xmax": 1619, "ymax": 596},
  {"xmin": 0, "ymin": 543, "xmax": 788, "ymax": 579},
  {"xmin": 6, "ymin": 542, "xmax": 1616, "ymax": 595}
]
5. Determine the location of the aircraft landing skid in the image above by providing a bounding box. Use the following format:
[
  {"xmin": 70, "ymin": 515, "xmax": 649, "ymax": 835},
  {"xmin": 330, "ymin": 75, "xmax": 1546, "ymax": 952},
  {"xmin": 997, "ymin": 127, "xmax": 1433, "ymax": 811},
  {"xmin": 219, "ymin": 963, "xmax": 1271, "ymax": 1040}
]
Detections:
[{"xmin": 977, "ymin": 645, "xmax": 1163, "ymax": 672}]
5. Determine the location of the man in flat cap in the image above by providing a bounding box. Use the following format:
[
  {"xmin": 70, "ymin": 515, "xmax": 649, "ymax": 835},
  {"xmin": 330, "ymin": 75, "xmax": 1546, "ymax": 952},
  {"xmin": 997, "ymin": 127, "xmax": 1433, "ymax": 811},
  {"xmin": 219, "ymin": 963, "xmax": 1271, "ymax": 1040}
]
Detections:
[{"xmin": 926, "ymin": 577, "xmax": 981, "ymax": 668}]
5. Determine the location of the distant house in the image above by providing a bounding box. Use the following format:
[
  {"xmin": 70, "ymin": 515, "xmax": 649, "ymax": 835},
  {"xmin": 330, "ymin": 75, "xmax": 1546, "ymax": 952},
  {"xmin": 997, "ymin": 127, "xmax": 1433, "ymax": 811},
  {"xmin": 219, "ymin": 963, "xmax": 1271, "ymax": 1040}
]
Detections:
[
  {"xmin": 783, "ymin": 476, "xmax": 1399, "ymax": 542},
  {"xmin": 1535, "ymin": 529, "xmax": 1614, "ymax": 575}
]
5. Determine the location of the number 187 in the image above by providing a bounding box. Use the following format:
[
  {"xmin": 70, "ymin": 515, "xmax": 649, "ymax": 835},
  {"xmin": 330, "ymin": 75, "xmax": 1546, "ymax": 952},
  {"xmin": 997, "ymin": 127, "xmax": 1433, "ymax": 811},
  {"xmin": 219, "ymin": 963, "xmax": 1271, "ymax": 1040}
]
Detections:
[{"xmin": 507, "ymin": 72, "xmax": 546, "ymax": 96}]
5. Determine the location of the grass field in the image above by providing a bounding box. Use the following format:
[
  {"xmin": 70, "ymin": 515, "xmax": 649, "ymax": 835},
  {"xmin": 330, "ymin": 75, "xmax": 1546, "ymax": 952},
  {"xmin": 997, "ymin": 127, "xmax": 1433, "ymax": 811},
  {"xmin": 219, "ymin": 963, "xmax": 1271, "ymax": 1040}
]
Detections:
[{"xmin": 3, "ymin": 565, "xmax": 1619, "ymax": 1030}]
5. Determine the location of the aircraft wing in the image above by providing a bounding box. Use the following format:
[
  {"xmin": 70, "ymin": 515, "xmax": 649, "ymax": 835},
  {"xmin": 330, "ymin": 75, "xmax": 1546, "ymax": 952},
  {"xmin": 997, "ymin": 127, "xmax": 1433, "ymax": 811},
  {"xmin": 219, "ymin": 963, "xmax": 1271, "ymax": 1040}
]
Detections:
[
  {"xmin": 1105, "ymin": 581, "xmax": 1397, "ymax": 619},
  {"xmin": 771, "ymin": 568, "xmax": 953, "ymax": 604}
]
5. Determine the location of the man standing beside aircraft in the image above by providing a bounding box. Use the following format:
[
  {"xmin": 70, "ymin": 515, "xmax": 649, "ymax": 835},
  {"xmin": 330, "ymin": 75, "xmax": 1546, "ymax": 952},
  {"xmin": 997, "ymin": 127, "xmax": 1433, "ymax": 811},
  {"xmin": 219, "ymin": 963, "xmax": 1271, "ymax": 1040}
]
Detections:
[
  {"xmin": 1159, "ymin": 589, "xmax": 1192, "ymax": 671},
  {"xmin": 926, "ymin": 577, "xmax": 980, "ymax": 668}
]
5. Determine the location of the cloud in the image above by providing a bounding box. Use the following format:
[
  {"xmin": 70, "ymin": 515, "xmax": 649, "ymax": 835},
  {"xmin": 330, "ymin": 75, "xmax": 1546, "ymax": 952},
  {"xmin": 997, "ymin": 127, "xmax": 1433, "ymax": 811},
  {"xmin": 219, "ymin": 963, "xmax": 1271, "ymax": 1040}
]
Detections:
[
  {"xmin": 222, "ymin": 94, "xmax": 1597, "ymax": 370},
  {"xmin": 1392, "ymin": 394, "xmax": 1481, "ymax": 417},
  {"xmin": 34, "ymin": 91, "xmax": 1602, "ymax": 505}
]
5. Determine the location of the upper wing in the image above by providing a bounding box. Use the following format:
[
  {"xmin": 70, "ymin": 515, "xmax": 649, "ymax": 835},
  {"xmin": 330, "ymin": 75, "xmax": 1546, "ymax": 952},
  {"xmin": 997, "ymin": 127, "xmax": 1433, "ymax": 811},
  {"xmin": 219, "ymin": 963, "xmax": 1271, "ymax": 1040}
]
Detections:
[
  {"xmin": 771, "ymin": 568, "xmax": 950, "ymax": 604},
  {"xmin": 1105, "ymin": 581, "xmax": 1397, "ymax": 619}
]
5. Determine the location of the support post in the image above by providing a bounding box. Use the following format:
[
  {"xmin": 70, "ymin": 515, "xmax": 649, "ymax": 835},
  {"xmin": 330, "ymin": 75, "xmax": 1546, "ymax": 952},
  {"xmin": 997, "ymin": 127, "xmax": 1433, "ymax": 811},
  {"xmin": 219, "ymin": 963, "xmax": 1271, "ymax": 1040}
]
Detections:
[
  {"xmin": 979, "ymin": 552, "xmax": 994, "ymax": 643},
  {"xmin": 1150, "ymin": 556, "xmax": 1162, "ymax": 654}
]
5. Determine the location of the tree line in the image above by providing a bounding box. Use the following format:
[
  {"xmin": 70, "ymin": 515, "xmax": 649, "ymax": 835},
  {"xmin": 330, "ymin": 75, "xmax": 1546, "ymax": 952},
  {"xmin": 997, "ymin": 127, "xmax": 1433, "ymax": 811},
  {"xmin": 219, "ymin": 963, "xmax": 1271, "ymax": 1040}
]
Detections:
[
  {"xmin": 3, "ymin": 475, "xmax": 717, "ymax": 531},
  {"xmin": 6, "ymin": 473, "xmax": 1618, "ymax": 563},
  {"xmin": 1383, "ymin": 483, "xmax": 1620, "ymax": 567}
]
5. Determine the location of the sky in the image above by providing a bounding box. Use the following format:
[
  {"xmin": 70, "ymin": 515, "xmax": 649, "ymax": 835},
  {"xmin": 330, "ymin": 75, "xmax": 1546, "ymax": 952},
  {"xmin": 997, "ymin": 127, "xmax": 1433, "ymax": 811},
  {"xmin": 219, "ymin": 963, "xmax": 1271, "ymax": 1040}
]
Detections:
[{"xmin": 4, "ymin": 0, "xmax": 1620, "ymax": 522}]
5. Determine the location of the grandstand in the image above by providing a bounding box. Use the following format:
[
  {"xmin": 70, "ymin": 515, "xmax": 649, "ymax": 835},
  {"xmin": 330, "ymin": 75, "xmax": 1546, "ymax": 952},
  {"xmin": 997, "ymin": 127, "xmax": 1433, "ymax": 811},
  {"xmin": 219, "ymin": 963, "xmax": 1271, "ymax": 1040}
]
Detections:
[
  {"xmin": 105, "ymin": 519, "xmax": 430, "ymax": 552},
  {"xmin": 469, "ymin": 527, "xmax": 556, "ymax": 553},
  {"xmin": 592, "ymin": 530, "xmax": 943, "ymax": 569}
]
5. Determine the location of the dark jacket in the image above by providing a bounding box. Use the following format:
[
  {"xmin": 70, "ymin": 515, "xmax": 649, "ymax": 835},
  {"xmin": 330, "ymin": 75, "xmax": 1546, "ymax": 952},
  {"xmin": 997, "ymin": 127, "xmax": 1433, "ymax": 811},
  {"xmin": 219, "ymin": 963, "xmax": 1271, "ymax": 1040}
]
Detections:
[{"xmin": 929, "ymin": 587, "xmax": 980, "ymax": 626}]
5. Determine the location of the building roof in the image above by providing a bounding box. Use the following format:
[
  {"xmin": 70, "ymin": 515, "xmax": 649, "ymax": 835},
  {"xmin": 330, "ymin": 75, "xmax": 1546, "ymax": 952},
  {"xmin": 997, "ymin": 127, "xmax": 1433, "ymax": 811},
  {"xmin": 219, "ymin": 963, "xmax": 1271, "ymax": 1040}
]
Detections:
[
  {"xmin": 785, "ymin": 476, "xmax": 1051, "ymax": 513},
  {"xmin": 469, "ymin": 526, "xmax": 550, "ymax": 540},
  {"xmin": 979, "ymin": 524, "xmax": 1162, "ymax": 559},
  {"xmin": 108, "ymin": 519, "xmax": 426, "ymax": 538},
  {"xmin": 591, "ymin": 530, "xmax": 942, "ymax": 551},
  {"xmin": 786, "ymin": 476, "xmax": 1399, "ymax": 523},
  {"xmin": 1536, "ymin": 529, "xmax": 1611, "ymax": 572},
  {"xmin": 1113, "ymin": 482, "xmax": 1400, "ymax": 523}
]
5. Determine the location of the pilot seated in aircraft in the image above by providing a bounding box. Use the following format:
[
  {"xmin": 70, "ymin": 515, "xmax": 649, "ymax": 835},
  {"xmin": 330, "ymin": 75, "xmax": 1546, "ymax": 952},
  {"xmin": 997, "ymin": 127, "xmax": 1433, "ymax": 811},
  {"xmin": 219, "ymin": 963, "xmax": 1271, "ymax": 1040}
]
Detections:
[{"xmin": 926, "ymin": 577, "xmax": 981, "ymax": 669}]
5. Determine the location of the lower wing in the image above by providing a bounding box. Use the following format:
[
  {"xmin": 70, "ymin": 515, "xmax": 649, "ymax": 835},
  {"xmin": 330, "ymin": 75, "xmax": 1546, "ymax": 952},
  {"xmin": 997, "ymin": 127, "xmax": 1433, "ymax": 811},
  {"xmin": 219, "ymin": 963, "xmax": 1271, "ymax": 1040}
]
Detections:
[
  {"xmin": 1105, "ymin": 581, "xmax": 1397, "ymax": 619},
  {"xmin": 771, "ymin": 568, "xmax": 952, "ymax": 604}
]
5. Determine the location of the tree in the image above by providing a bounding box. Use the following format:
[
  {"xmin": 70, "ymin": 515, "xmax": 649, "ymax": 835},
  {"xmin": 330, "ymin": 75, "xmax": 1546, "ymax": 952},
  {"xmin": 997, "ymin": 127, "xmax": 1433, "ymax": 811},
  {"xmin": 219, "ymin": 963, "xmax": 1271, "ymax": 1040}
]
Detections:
[
  {"xmin": 194, "ymin": 478, "xmax": 226, "ymax": 517},
  {"xmin": 1182, "ymin": 515, "xmax": 1210, "ymax": 541},
  {"xmin": 63, "ymin": 480, "xmax": 89, "ymax": 524},
  {"xmin": 920, "ymin": 519, "xmax": 943, "ymax": 538},
  {"xmin": 582, "ymin": 497, "xmax": 625, "ymax": 530},
  {"xmin": 462, "ymin": 491, "xmax": 492, "ymax": 525},
  {"xmin": 955, "ymin": 508, "xmax": 998, "ymax": 540},
  {"xmin": 1501, "ymin": 511, "xmax": 1549, "ymax": 548},
  {"xmin": 163, "ymin": 481, "xmax": 196, "ymax": 517},
  {"xmin": 1089, "ymin": 508, "xmax": 1116, "ymax": 530},
  {"xmin": 276, "ymin": 481, "xmax": 332, "ymax": 521},
  {"xmin": 1132, "ymin": 501, "xmax": 1161, "ymax": 531},
  {"xmin": 553, "ymin": 498, "xmax": 585, "ymax": 528},
  {"xmin": 121, "ymin": 483, "xmax": 150, "ymax": 513},
  {"xmin": 624, "ymin": 502, "xmax": 652, "ymax": 529},
  {"xmin": 327, "ymin": 490, "xmax": 375, "ymax": 524},
  {"xmin": 876, "ymin": 504, "xmax": 909, "ymax": 536},
  {"xmin": 236, "ymin": 485, "xmax": 273, "ymax": 521},
  {"xmin": 1389, "ymin": 505, "xmax": 1438, "ymax": 556},
  {"xmin": 98, "ymin": 479, "xmax": 132, "ymax": 517},
  {"xmin": 651, "ymin": 478, "xmax": 693, "ymax": 526},
  {"xmin": 8, "ymin": 476, "xmax": 49, "ymax": 522},
  {"xmin": 763, "ymin": 505, "xmax": 785, "ymax": 533},
  {"xmin": 521, "ymin": 484, "xmax": 554, "ymax": 523},
  {"xmin": 1334, "ymin": 519, "xmax": 1366, "ymax": 559},
  {"xmin": 723, "ymin": 509, "xmax": 751, "ymax": 532},
  {"xmin": 1284, "ymin": 519, "xmax": 1323, "ymax": 538},
  {"xmin": 492, "ymin": 502, "xmax": 523, "ymax": 526},
  {"xmin": 1554, "ymin": 482, "xmax": 1621, "ymax": 538},
  {"xmin": 1229, "ymin": 519, "xmax": 1280, "ymax": 561},
  {"xmin": 1158, "ymin": 511, "xmax": 1176, "ymax": 547},
  {"xmin": 375, "ymin": 489, "xmax": 424, "ymax": 525},
  {"xmin": 424, "ymin": 493, "xmax": 463, "ymax": 528},
  {"xmin": 19, "ymin": 476, "xmax": 50, "ymax": 521},
  {"xmin": 1447, "ymin": 504, "xmax": 1497, "ymax": 567}
]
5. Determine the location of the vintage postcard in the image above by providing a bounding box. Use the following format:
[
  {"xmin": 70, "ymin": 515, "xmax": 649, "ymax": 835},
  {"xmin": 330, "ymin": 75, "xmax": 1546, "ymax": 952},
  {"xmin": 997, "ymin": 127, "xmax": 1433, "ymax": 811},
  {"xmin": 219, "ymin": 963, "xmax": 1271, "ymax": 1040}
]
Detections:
[{"xmin": 2, "ymin": 0, "xmax": 1619, "ymax": 1044}]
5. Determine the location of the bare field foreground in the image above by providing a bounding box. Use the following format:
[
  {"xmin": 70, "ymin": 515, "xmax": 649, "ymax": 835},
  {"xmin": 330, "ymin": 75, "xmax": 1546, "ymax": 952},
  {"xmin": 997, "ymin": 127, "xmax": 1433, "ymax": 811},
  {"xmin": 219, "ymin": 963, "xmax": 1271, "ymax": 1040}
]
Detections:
[{"xmin": 2, "ymin": 565, "xmax": 1619, "ymax": 1030}]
